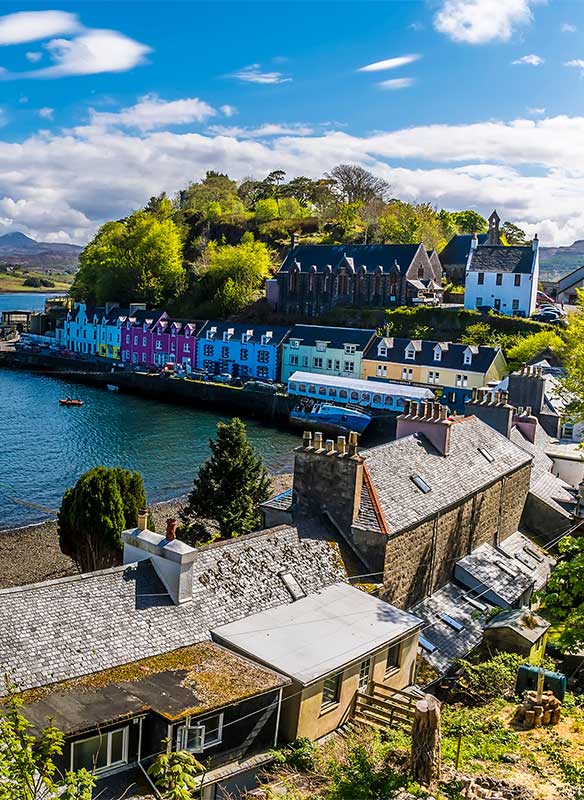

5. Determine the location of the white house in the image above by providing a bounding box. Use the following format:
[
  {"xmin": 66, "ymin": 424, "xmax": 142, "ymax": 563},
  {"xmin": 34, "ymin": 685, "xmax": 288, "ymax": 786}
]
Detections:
[{"xmin": 464, "ymin": 210, "xmax": 539, "ymax": 318}]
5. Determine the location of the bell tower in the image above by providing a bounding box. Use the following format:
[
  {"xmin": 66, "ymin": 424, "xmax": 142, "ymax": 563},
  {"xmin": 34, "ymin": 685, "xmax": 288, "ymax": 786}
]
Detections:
[{"xmin": 487, "ymin": 209, "xmax": 501, "ymax": 245}]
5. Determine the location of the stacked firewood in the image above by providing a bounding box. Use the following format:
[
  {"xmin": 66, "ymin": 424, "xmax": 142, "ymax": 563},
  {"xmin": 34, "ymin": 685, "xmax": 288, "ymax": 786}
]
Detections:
[{"xmin": 516, "ymin": 689, "xmax": 561, "ymax": 729}]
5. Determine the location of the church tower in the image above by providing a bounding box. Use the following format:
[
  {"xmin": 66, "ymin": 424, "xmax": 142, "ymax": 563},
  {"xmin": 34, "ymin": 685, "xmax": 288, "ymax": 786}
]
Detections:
[{"xmin": 486, "ymin": 209, "xmax": 501, "ymax": 246}]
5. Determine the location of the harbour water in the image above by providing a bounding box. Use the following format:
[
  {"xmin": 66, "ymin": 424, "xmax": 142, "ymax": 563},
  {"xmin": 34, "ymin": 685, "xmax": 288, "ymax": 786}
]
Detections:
[
  {"xmin": 0, "ymin": 366, "xmax": 297, "ymax": 530},
  {"xmin": 0, "ymin": 291, "xmax": 66, "ymax": 314}
]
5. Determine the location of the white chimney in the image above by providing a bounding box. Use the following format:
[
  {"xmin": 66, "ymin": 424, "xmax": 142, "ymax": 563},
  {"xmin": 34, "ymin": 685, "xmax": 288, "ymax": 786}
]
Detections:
[{"xmin": 122, "ymin": 526, "xmax": 196, "ymax": 605}]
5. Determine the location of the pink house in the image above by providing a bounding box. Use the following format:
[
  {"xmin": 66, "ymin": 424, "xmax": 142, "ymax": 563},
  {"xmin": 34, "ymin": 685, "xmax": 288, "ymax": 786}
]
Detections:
[{"xmin": 121, "ymin": 311, "xmax": 206, "ymax": 371}]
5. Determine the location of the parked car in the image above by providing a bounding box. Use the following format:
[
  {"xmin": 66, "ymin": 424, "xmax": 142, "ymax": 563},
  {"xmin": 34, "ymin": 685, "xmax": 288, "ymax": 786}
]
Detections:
[
  {"xmin": 214, "ymin": 372, "xmax": 233, "ymax": 384},
  {"xmin": 243, "ymin": 380, "xmax": 278, "ymax": 394},
  {"xmin": 538, "ymin": 305, "xmax": 566, "ymax": 317}
]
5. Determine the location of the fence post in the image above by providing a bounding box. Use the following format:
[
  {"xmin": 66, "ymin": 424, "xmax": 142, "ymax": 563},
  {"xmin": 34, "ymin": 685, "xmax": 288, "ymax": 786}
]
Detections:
[{"xmin": 410, "ymin": 694, "xmax": 442, "ymax": 786}]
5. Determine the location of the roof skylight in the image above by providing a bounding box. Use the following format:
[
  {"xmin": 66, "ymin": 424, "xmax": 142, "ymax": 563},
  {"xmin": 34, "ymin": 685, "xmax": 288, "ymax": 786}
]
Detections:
[
  {"xmin": 440, "ymin": 613, "xmax": 464, "ymax": 632},
  {"xmin": 419, "ymin": 636, "xmax": 437, "ymax": 654},
  {"xmin": 478, "ymin": 447, "xmax": 495, "ymax": 463},
  {"xmin": 411, "ymin": 475, "xmax": 431, "ymax": 494}
]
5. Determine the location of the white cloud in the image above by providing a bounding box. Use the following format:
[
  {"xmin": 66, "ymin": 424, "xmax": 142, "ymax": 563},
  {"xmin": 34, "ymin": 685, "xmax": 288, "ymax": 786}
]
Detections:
[
  {"xmin": 230, "ymin": 64, "xmax": 291, "ymax": 84},
  {"xmin": 434, "ymin": 0, "xmax": 536, "ymax": 44},
  {"xmin": 208, "ymin": 123, "xmax": 315, "ymax": 138},
  {"xmin": 562, "ymin": 23, "xmax": 577, "ymax": 33},
  {"xmin": 3, "ymin": 112, "xmax": 584, "ymax": 245},
  {"xmin": 37, "ymin": 106, "xmax": 54, "ymax": 119},
  {"xmin": 565, "ymin": 59, "xmax": 584, "ymax": 77},
  {"xmin": 512, "ymin": 54, "xmax": 544, "ymax": 66},
  {"xmin": 90, "ymin": 95, "xmax": 216, "ymax": 131},
  {"xmin": 220, "ymin": 104, "xmax": 237, "ymax": 117},
  {"xmin": 527, "ymin": 107, "xmax": 546, "ymax": 115},
  {"xmin": 25, "ymin": 29, "xmax": 151, "ymax": 78},
  {"xmin": 25, "ymin": 51, "xmax": 42, "ymax": 63},
  {"xmin": 358, "ymin": 54, "xmax": 420, "ymax": 72},
  {"xmin": 377, "ymin": 78, "xmax": 415, "ymax": 90},
  {"xmin": 0, "ymin": 11, "xmax": 79, "ymax": 45}
]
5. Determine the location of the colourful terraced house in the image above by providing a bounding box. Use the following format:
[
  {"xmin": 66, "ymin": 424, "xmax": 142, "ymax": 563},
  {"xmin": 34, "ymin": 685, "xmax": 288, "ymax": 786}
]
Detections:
[
  {"xmin": 361, "ymin": 336, "xmax": 508, "ymax": 412},
  {"xmin": 197, "ymin": 322, "xmax": 290, "ymax": 381},
  {"xmin": 280, "ymin": 325, "xmax": 377, "ymax": 384}
]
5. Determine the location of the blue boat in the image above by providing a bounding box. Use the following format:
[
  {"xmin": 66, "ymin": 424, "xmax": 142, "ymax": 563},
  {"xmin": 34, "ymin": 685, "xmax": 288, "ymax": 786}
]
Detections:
[{"xmin": 289, "ymin": 402, "xmax": 371, "ymax": 436}]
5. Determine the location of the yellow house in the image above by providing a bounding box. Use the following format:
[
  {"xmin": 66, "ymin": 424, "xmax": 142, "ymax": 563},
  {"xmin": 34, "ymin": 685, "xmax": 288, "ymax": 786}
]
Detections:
[
  {"xmin": 213, "ymin": 582, "xmax": 421, "ymax": 742},
  {"xmin": 361, "ymin": 336, "xmax": 508, "ymax": 412}
]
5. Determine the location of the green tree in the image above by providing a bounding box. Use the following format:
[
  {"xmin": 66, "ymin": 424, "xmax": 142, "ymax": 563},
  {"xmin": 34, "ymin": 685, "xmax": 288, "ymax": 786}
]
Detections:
[
  {"xmin": 181, "ymin": 418, "xmax": 271, "ymax": 540},
  {"xmin": 254, "ymin": 197, "xmax": 279, "ymax": 222},
  {"xmin": 72, "ymin": 211, "xmax": 185, "ymax": 306},
  {"xmin": 197, "ymin": 238, "xmax": 273, "ymax": 315},
  {"xmin": 0, "ymin": 690, "xmax": 95, "ymax": 800},
  {"xmin": 147, "ymin": 740, "xmax": 204, "ymax": 800},
  {"xmin": 501, "ymin": 221, "xmax": 528, "ymax": 246},
  {"xmin": 561, "ymin": 289, "xmax": 584, "ymax": 420},
  {"xmin": 461, "ymin": 322, "xmax": 495, "ymax": 347},
  {"xmin": 540, "ymin": 536, "xmax": 584, "ymax": 652},
  {"xmin": 58, "ymin": 466, "xmax": 147, "ymax": 572},
  {"xmin": 378, "ymin": 201, "xmax": 420, "ymax": 244},
  {"xmin": 452, "ymin": 210, "xmax": 489, "ymax": 234},
  {"xmin": 506, "ymin": 330, "xmax": 565, "ymax": 371}
]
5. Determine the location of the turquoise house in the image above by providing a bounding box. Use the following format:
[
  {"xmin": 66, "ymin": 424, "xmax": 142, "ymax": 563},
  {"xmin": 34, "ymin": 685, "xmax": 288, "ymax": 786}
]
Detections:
[{"xmin": 280, "ymin": 325, "xmax": 376, "ymax": 384}]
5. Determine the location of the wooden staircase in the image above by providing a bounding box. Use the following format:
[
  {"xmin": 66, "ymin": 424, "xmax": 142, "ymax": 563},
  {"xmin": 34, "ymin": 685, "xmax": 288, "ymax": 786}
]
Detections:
[{"xmin": 352, "ymin": 682, "xmax": 417, "ymax": 733}]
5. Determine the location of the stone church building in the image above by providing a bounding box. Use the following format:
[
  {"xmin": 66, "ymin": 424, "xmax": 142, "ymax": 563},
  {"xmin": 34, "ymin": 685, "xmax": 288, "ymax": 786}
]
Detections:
[{"xmin": 267, "ymin": 237, "xmax": 443, "ymax": 316}]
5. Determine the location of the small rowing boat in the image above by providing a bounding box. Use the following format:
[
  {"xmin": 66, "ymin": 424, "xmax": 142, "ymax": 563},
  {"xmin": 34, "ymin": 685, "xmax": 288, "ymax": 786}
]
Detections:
[{"xmin": 59, "ymin": 397, "xmax": 84, "ymax": 407}]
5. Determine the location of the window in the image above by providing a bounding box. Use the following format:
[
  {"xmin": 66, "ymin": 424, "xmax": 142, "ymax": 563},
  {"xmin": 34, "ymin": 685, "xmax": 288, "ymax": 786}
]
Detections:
[
  {"xmin": 434, "ymin": 349, "xmax": 442, "ymax": 362},
  {"xmin": 358, "ymin": 659, "xmax": 371, "ymax": 692},
  {"xmin": 405, "ymin": 347, "xmax": 415, "ymax": 360},
  {"xmin": 512, "ymin": 299, "xmax": 520, "ymax": 311},
  {"xmin": 155, "ymin": 341, "xmax": 162, "ymax": 350},
  {"xmin": 478, "ymin": 447, "xmax": 494, "ymax": 463},
  {"xmin": 319, "ymin": 386, "xmax": 326, "ymax": 395},
  {"xmin": 351, "ymin": 391, "xmax": 359, "ymax": 401},
  {"xmin": 386, "ymin": 642, "xmax": 401, "ymax": 673},
  {"xmin": 184, "ymin": 342, "xmax": 190, "ymax": 353},
  {"xmin": 290, "ymin": 355, "xmax": 299, "ymax": 366},
  {"xmin": 313, "ymin": 357, "xmax": 323, "ymax": 368},
  {"xmin": 456, "ymin": 374, "xmax": 468, "ymax": 388},
  {"xmin": 326, "ymin": 359, "xmax": 333, "ymax": 370},
  {"xmin": 72, "ymin": 728, "xmax": 128, "ymax": 773},
  {"xmin": 361, "ymin": 393, "xmax": 371, "ymax": 402},
  {"xmin": 344, "ymin": 361, "xmax": 355, "ymax": 372},
  {"xmin": 477, "ymin": 272, "xmax": 484, "ymax": 285},
  {"xmin": 339, "ymin": 389, "xmax": 348, "ymax": 399},
  {"xmin": 240, "ymin": 348, "xmax": 248, "ymax": 361},
  {"xmin": 496, "ymin": 273, "xmax": 503, "ymax": 286},
  {"xmin": 321, "ymin": 672, "xmax": 341, "ymax": 710},
  {"xmin": 402, "ymin": 368, "xmax": 413, "ymax": 381},
  {"xmin": 298, "ymin": 383, "xmax": 306, "ymax": 392},
  {"xmin": 203, "ymin": 344, "xmax": 214, "ymax": 357},
  {"xmin": 280, "ymin": 571, "xmax": 305, "ymax": 600},
  {"xmin": 476, "ymin": 297, "xmax": 483, "ymax": 308},
  {"xmin": 125, "ymin": 334, "xmax": 130, "ymax": 344},
  {"xmin": 308, "ymin": 384, "xmax": 316, "ymax": 394},
  {"xmin": 344, "ymin": 344, "xmax": 357, "ymax": 355},
  {"xmin": 257, "ymin": 350, "xmax": 270, "ymax": 363},
  {"xmin": 373, "ymin": 394, "xmax": 381, "ymax": 404},
  {"xmin": 463, "ymin": 352, "xmax": 472, "ymax": 365},
  {"xmin": 411, "ymin": 474, "xmax": 431, "ymax": 494},
  {"xmin": 329, "ymin": 388, "xmax": 337, "ymax": 397},
  {"xmin": 142, "ymin": 337, "xmax": 147, "ymax": 347},
  {"xmin": 302, "ymin": 356, "xmax": 309, "ymax": 367},
  {"xmin": 316, "ymin": 341, "xmax": 327, "ymax": 352},
  {"xmin": 377, "ymin": 365, "xmax": 387, "ymax": 377},
  {"xmin": 178, "ymin": 713, "xmax": 223, "ymax": 753},
  {"xmin": 378, "ymin": 345, "xmax": 387, "ymax": 357},
  {"xmin": 514, "ymin": 274, "xmax": 521, "ymax": 287},
  {"xmin": 334, "ymin": 360, "xmax": 340, "ymax": 371},
  {"xmin": 440, "ymin": 613, "xmax": 464, "ymax": 632},
  {"xmin": 203, "ymin": 359, "xmax": 214, "ymax": 372},
  {"xmin": 290, "ymin": 339, "xmax": 300, "ymax": 349},
  {"xmin": 141, "ymin": 353, "xmax": 146, "ymax": 363},
  {"xmin": 257, "ymin": 366, "xmax": 269, "ymax": 379},
  {"xmin": 428, "ymin": 370, "xmax": 440, "ymax": 385},
  {"xmin": 419, "ymin": 636, "xmax": 437, "ymax": 654}
]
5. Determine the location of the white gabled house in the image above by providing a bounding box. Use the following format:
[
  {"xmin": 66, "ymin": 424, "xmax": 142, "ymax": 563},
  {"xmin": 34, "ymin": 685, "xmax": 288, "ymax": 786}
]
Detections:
[{"xmin": 464, "ymin": 210, "xmax": 539, "ymax": 318}]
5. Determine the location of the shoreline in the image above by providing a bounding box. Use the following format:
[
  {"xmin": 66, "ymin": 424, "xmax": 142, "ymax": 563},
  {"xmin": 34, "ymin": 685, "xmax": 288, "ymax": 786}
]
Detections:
[{"xmin": 0, "ymin": 476, "xmax": 292, "ymax": 590}]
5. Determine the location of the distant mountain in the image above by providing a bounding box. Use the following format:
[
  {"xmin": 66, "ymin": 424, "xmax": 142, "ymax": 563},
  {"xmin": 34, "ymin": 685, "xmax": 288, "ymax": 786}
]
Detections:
[
  {"xmin": 539, "ymin": 240, "xmax": 584, "ymax": 282},
  {"xmin": 0, "ymin": 232, "xmax": 82, "ymax": 270}
]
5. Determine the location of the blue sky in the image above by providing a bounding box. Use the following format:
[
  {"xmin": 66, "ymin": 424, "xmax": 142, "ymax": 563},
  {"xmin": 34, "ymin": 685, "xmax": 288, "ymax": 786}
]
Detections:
[{"xmin": 0, "ymin": 1, "xmax": 583, "ymax": 245}]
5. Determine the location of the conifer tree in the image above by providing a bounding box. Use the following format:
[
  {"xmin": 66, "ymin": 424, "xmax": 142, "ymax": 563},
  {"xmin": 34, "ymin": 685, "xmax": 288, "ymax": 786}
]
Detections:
[
  {"xmin": 181, "ymin": 418, "xmax": 271, "ymax": 540},
  {"xmin": 58, "ymin": 466, "xmax": 147, "ymax": 573}
]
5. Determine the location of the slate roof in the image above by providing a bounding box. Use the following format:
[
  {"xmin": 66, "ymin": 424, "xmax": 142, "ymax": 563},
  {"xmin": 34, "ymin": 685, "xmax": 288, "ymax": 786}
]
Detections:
[
  {"xmin": 20, "ymin": 642, "xmax": 288, "ymax": 736},
  {"xmin": 283, "ymin": 324, "xmax": 376, "ymax": 351},
  {"xmin": 261, "ymin": 488, "xmax": 293, "ymax": 512},
  {"xmin": 439, "ymin": 233, "xmax": 488, "ymax": 267},
  {"xmin": 279, "ymin": 244, "xmax": 422, "ymax": 275},
  {"xmin": 468, "ymin": 244, "xmax": 536, "ymax": 275},
  {"xmin": 198, "ymin": 321, "xmax": 290, "ymax": 345},
  {"xmin": 411, "ymin": 582, "xmax": 494, "ymax": 675},
  {"xmin": 355, "ymin": 416, "xmax": 532, "ymax": 536},
  {"xmin": 0, "ymin": 526, "xmax": 345, "ymax": 696},
  {"xmin": 485, "ymin": 608, "xmax": 550, "ymax": 645},
  {"xmin": 454, "ymin": 542, "xmax": 535, "ymax": 605},
  {"xmin": 558, "ymin": 264, "xmax": 584, "ymax": 293},
  {"xmin": 497, "ymin": 530, "xmax": 556, "ymax": 591},
  {"xmin": 363, "ymin": 336, "xmax": 501, "ymax": 375},
  {"xmin": 213, "ymin": 582, "xmax": 422, "ymax": 685}
]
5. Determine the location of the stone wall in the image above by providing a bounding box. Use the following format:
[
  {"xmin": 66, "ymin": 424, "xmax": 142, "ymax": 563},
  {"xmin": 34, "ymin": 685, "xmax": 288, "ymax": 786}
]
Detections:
[{"xmin": 499, "ymin": 465, "xmax": 531, "ymax": 542}]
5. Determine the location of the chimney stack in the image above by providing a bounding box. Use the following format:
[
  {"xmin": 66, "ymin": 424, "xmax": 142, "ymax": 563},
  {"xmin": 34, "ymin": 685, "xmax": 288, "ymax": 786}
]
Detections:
[
  {"xmin": 122, "ymin": 526, "xmax": 196, "ymax": 605},
  {"xmin": 348, "ymin": 431, "xmax": 359, "ymax": 456},
  {"xmin": 396, "ymin": 400, "xmax": 453, "ymax": 456},
  {"xmin": 166, "ymin": 518, "xmax": 177, "ymax": 541},
  {"xmin": 314, "ymin": 432, "xmax": 323, "ymax": 450},
  {"xmin": 337, "ymin": 435, "xmax": 347, "ymax": 456},
  {"xmin": 464, "ymin": 387, "xmax": 514, "ymax": 438},
  {"xmin": 303, "ymin": 430, "xmax": 312, "ymax": 449},
  {"xmin": 137, "ymin": 508, "xmax": 148, "ymax": 531},
  {"xmin": 325, "ymin": 438, "xmax": 335, "ymax": 454}
]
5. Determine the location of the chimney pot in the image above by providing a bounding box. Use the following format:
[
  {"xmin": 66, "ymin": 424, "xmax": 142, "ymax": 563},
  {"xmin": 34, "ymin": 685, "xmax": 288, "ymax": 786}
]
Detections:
[
  {"xmin": 337, "ymin": 436, "xmax": 347, "ymax": 456},
  {"xmin": 404, "ymin": 399, "xmax": 411, "ymax": 416},
  {"xmin": 525, "ymin": 406, "xmax": 532, "ymax": 416},
  {"xmin": 433, "ymin": 402, "xmax": 442, "ymax": 419},
  {"xmin": 137, "ymin": 508, "xmax": 148, "ymax": 531},
  {"xmin": 303, "ymin": 430, "xmax": 312, "ymax": 448},
  {"xmin": 440, "ymin": 405, "xmax": 448, "ymax": 420},
  {"xmin": 314, "ymin": 432, "xmax": 323, "ymax": 450},
  {"xmin": 472, "ymin": 387, "xmax": 478, "ymax": 401},
  {"xmin": 166, "ymin": 518, "xmax": 177, "ymax": 541},
  {"xmin": 348, "ymin": 430, "xmax": 359, "ymax": 456},
  {"xmin": 325, "ymin": 438, "xmax": 335, "ymax": 453}
]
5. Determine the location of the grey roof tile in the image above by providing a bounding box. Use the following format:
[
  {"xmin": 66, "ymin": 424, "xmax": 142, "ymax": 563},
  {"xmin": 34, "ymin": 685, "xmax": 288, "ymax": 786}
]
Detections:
[{"xmin": 468, "ymin": 244, "xmax": 536, "ymax": 274}]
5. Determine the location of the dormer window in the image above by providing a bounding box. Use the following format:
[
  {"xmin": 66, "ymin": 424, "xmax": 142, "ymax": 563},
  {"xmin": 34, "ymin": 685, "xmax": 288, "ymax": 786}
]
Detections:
[
  {"xmin": 316, "ymin": 341, "xmax": 327, "ymax": 353},
  {"xmin": 207, "ymin": 327, "xmax": 217, "ymax": 340},
  {"xmin": 242, "ymin": 332, "xmax": 250, "ymax": 344},
  {"xmin": 171, "ymin": 327, "xmax": 176, "ymax": 336},
  {"xmin": 433, "ymin": 347, "xmax": 442, "ymax": 363},
  {"xmin": 463, "ymin": 349, "xmax": 472, "ymax": 365},
  {"xmin": 261, "ymin": 333, "xmax": 271, "ymax": 345},
  {"xmin": 378, "ymin": 345, "xmax": 387, "ymax": 357},
  {"xmin": 405, "ymin": 346, "xmax": 416, "ymax": 361},
  {"xmin": 344, "ymin": 344, "xmax": 356, "ymax": 355},
  {"xmin": 290, "ymin": 339, "xmax": 300, "ymax": 349}
]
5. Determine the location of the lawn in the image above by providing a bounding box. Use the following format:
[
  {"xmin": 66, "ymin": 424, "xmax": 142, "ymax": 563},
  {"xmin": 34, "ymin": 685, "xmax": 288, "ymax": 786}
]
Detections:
[{"xmin": 0, "ymin": 270, "xmax": 73, "ymax": 293}]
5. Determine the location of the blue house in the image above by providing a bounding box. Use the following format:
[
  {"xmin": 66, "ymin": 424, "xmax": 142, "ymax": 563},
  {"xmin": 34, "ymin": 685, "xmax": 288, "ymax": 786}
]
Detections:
[
  {"xmin": 280, "ymin": 325, "xmax": 376, "ymax": 383},
  {"xmin": 196, "ymin": 322, "xmax": 290, "ymax": 381}
]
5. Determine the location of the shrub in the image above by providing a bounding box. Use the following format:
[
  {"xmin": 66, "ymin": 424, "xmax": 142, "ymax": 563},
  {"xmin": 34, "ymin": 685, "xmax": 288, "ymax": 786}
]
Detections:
[
  {"xmin": 455, "ymin": 652, "xmax": 524, "ymax": 704},
  {"xmin": 272, "ymin": 738, "xmax": 319, "ymax": 772}
]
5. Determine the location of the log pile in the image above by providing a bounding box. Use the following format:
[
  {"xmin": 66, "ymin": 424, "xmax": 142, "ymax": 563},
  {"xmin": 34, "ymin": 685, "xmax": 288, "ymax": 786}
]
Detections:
[{"xmin": 515, "ymin": 689, "xmax": 561, "ymax": 729}]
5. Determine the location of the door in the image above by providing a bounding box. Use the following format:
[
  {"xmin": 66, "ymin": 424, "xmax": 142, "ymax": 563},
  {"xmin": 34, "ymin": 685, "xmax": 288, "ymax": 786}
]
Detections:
[
  {"xmin": 358, "ymin": 658, "xmax": 372, "ymax": 692},
  {"xmin": 494, "ymin": 298, "xmax": 501, "ymax": 311}
]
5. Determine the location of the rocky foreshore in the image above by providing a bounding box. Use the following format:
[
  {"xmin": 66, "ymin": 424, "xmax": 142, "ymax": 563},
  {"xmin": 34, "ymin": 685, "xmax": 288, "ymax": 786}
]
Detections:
[{"xmin": 0, "ymin": 474, "xmax": 292, "ymax": 590}]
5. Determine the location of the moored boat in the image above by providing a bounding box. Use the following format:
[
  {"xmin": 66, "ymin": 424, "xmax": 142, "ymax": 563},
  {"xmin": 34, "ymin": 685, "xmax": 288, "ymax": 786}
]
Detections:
[
  {"xmin": 106, "ymin": 384, "xmax": 119, "ymax": 392},
  {"xmin": 59, "ymin": 397, "xmax": 84, "ymax": 407},
  {"xmin": 289, "ymin": 402, "xmax": 371, "ymax": 436}
]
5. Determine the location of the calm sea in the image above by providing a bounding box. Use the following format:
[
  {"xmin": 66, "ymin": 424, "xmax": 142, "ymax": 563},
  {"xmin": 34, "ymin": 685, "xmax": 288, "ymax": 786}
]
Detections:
[
  {"xmin": 0, "ymin": 292, "xmax": 66, "ymax": 314},
  {"xmin": 0, "ymin": 367, "xmax": 296, "ymax": 531}
]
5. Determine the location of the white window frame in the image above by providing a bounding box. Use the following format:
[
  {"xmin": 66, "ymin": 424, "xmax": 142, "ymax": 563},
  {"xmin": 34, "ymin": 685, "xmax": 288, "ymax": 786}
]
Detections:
[
  {"xmin": 405, "ymin": 347, "xmax": 415, "ymax": 361},
  {"xmin": 177, "ymin": 712, "xmax": 224, "ymax": 753},
  {"xmin": 378, "ymin": 345, "xmax": 387, "ymax": 357},
  {"xmin": 71, "ymin": 727, "xmax": 129, "ymax": 774},
  {"xmin": 463, "ymin": 352, "xmax": 472, "ymax": 365},
  {"xmin": 316, "ymin": 341, "xmax": 327, "ymax": 352},
  {"xmin": 290, "ymin": 339, "xmax": 300, "ymax": 349},
  {"xmin": 344, "ymin": 344, "xmax": 357, "ymax": 355}
]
